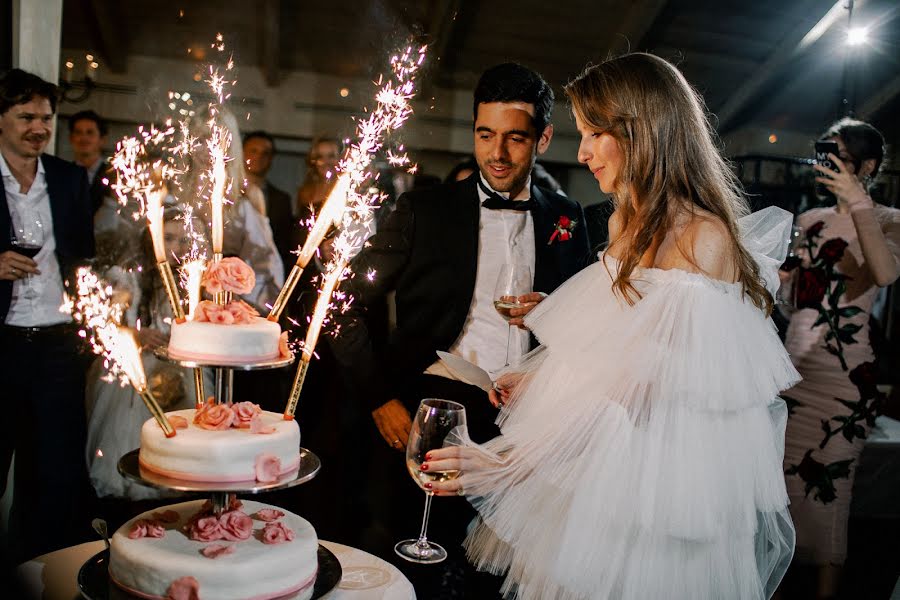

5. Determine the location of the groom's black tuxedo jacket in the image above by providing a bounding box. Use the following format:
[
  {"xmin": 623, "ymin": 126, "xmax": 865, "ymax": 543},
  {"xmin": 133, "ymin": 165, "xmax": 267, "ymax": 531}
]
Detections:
[
  {"xmin": 0, "ymin": 153, "xmax": 95, "ymax": 322},
  {"xmin": 331, "ymin": 173, "xmax": 592, "ymax": 411}
]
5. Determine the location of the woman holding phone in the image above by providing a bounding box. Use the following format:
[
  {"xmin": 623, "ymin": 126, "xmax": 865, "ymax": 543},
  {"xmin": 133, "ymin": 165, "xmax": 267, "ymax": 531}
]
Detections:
[{"xmin": 780, "ymin": 118, "xmax": 899, "ymax": 599}]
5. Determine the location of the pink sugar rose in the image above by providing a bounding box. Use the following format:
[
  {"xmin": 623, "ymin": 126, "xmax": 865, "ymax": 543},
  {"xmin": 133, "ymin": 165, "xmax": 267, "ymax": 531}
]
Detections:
[
  {"xmin": 166, "ymin": 576, "xmax": 200, "ymax": 600},
  {"xmin": 255, "ymin": 453, "xmax": 282, "ymax": 483},
  {"xmin": 168, "ymin": 415, "xmax": 189, "ymax": 430},
  {"xmin": 249, "ymin": 414, "xmax": 276, "ymax": 435},
  {"xmin": 152, "ymin": 510, "xmax": 180, "ymax": 524},
  {"xmin": 262, "ymin": 522, "xmax": 295, "ymax": 545},
  {"xmin": 278, "ymin": 331, "xmax": 292, "ymax": 358},
  {"xmin": 188, "ymin": 515, "xmax": 223, "ymax": 542},
  {"xmin": 196, "ymin": 403, "xmax": 235, "ymax": 431},
  {"xmin": 208, "ymin": 304, "xmax": 235, "ymax": 325},
  {"xmin": 202, "ymin": 257, "xmax": 255, "ymax": 295},
  {"xmin": 200, "ymin": 544, "xmax": 236, "ymax": 559},
  {"xmin": 232, "ymin": 402, "xmax": 262, "ymax": 428},
  {"xmin": 192, "ymin": 300, "xmax": 217, "ymax": 323},
  {"xmin": 219, "ymin": 510, "xmax": 253, "ymax": 541},
  {"xmin": 226, "ymin": 300, "xmax": 259, "ymax": 325},
  {"xmin": 128, "ymin": 518, "xmax": 165, "ymax": 539},
  {"xmin": 254, "ymin": 508, "xmax": 284, "ymax": 522},
  {"xmin": 193, "ymin": 397, "xmax": 215, "ymax": 424}
]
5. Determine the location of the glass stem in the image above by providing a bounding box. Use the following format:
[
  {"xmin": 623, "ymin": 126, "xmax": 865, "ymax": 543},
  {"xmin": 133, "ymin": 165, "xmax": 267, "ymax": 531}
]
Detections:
[
  {"xmin": 504, "ymin": 324, "xmax": 513, "ymax": 367},
  {"xmin": 415, "ymin": 491, "xmax": 434, "ymax": 549}
]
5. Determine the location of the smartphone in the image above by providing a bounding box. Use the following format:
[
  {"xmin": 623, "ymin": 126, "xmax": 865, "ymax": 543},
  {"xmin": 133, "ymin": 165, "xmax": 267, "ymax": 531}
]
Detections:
[{"xmin": 814, "ymin": 140, "xmax": 840, "ymax": 199}]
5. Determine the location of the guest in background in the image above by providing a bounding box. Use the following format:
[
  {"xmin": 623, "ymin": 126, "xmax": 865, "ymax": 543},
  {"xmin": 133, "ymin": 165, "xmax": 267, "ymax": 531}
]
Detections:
[
  {"xmin": 243, "ymin": 130, "xmax": 294, "ymax": 275},
  {"xmin": 296, "ymin": 136, "xmax": 340, "ymax": 214},
  {"xmin": 780, "ymin": 118, "xmax": 900, "ymax": 599},
  {"xmin": 67, "ymin": 109, "xmax": 110, "ymax": 214},
  {"xmin": 444, "ymin": 157, "xmax": 478, "ymax": 184},
  {"xmin": 0, "ymin": 69, "xmax": 95, "ymax": 565}
]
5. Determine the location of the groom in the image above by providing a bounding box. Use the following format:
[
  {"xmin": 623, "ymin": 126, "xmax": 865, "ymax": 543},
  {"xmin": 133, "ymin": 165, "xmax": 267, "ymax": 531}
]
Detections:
[{"xmin": 331, "ymin": 63, "xmax": 591, "ymax": 594}]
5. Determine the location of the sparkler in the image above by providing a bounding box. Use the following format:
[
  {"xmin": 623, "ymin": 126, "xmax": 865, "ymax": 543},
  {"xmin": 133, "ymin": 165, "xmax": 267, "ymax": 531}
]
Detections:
[
  {"xmin": 64, "ymin": 268, "xmax": 176, "ymax": 437},
  {"xmin": 268, "ymin": 44, "xmax": 426, "ymax": 323},
  {"xmin": 282, "ymin": 44, "xmax": 427, "ymax": 419}
]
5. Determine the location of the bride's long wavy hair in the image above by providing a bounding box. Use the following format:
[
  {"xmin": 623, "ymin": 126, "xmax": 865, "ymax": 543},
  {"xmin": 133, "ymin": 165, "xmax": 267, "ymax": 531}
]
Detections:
[{"xmin": 565, "ymin": 53, "xmax": 772, "ymax": 314}]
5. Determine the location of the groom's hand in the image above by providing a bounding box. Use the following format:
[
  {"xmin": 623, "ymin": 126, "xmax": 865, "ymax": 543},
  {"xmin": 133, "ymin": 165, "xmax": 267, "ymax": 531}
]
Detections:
[
  {"xmin": 509, "ymin": 292, "xmax": 547, "ymax": 329},
  {"xmin": 372, "ymin": 399, "xmax": 412, "ymax": 451}
]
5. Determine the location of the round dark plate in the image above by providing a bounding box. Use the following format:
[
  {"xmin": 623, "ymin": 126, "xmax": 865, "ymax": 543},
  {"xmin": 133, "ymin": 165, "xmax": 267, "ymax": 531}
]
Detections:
[{"xmin": 78, "ymin": 545, "xmax": 342, "ymax": 600}]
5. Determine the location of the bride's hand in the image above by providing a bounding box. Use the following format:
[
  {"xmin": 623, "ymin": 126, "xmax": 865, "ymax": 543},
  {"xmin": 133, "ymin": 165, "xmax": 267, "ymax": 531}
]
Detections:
[
  {"xmin": 489, "ymin": 372, "xmax": 524, "ymax": 408},
  {"xmin": 421, "ymin": 446, "xmax": 490, "ymax": 497}
]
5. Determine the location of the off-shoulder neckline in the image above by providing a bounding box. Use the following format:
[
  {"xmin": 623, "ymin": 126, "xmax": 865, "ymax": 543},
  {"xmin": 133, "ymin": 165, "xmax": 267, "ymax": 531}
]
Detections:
[{"xmin": 600, "ymin": 252, "xmax": 742, "ymax": 291}]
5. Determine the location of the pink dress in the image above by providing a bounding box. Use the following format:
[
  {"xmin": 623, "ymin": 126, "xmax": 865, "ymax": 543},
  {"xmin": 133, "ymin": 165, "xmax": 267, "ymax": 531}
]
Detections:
[{"xmin": 782, "ymin": 204, "xmax": 900, "ymax": 565}]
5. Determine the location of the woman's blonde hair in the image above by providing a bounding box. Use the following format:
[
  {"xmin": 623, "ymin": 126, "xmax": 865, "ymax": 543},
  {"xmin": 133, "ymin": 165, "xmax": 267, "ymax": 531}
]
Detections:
[{"xmin": 565, "ymin": 53, "xmax": 772, "ymax": 314}]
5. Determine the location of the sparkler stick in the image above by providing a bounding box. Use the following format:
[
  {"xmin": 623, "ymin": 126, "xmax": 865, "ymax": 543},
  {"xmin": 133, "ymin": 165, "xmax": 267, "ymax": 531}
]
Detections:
[
  {"xmin": 281, "ymin": 44, "xmax": 427, "ymax": 419},
  {"xmin": 65, "ymin": 269, "xmax": 176, "ymax": 437},
  {"xmin": 283, "ymin": 260, "xmax": 347, "ymax": 420},
  {"xmin": 267, "ymin": 174, "xmax": 350, "ymax": 322}
]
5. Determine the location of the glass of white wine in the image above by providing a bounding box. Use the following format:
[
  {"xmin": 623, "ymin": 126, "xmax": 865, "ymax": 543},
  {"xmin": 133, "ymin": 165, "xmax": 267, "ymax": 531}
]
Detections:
[
  {"xmin": 395, "ymin": 398, "xmax": 467, "ymax": 564},
  {"xmin": 493, "ymin": 264, "xmax": 533, "ymax": 366}
]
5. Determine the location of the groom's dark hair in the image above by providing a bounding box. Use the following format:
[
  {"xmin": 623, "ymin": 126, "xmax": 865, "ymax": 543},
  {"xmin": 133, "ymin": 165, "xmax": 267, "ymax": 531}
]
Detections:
[{"xmin": 473, "ymin": 63, "xmax": 554, "ymax": 134}]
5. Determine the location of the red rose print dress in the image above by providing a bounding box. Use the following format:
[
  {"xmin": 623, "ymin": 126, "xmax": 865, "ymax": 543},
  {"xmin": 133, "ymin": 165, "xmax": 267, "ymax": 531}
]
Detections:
[{"xmin": 782, "ymin": 204, "xmax": 900, "ymax": 565}]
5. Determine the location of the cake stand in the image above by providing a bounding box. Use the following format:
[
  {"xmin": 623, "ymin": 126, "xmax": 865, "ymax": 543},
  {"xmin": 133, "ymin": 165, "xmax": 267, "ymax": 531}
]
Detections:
[{"xmin": 77, "ymin": 350, "xmax": 341, "ymax": 600}]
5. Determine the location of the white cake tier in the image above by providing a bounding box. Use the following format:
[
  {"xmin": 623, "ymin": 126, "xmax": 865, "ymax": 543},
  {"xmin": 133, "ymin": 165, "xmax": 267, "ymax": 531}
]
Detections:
[
  {"xmin": 109, "ymin": 499, "xmax": 318, "ymax": 600},
  {"xmin": 140, "ymin": 409, "xmax": 301, "ymax": 482},
  {"xmin": 168, "ymin": 317, "xmax": 281, "ymax": 363}
]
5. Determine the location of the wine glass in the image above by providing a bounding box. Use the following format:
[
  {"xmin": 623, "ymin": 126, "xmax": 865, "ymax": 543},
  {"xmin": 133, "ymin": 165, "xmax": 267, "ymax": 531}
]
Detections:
[
  {"xmin": 395, "ymin": 398, "xmax": 467, "ymax": 564},
  {"xmin": 493, "ymin": 264, "xmax": 532, "ymax": 366},
  {"xmin": 9, "ymin": 210, "xmax": 44, "ymax": 299}
]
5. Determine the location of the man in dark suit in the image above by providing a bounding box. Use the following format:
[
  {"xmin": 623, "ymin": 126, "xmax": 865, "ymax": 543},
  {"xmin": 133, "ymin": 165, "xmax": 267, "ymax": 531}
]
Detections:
[
  {"xmin": 331, "ymin": 63, "xmax": 591, "ymax": 596},
  {"xmin": 67, "ymin": 109, "xmax": 109, "ymax": 214},
  {"xmin": 0, "ymin": 69, "xmax": 95, "ymax": 568},
  {"xmin": 243, "ymin": 130, "xmax": 294, "ymax": 274}
]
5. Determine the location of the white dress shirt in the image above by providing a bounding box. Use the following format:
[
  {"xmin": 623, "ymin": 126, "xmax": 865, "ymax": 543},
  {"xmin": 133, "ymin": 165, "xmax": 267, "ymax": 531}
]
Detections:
[
  {"xmin": 1, "ymin": 152, "xmax": 70, "ymax": 326},
  {"xmin": 427, "ymin": 174, "xmax": 535, "ymax": 379}
]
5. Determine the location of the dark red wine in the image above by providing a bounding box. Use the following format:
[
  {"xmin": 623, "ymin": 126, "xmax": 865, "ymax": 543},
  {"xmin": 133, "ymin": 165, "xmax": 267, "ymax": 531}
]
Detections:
[{"xmin": 11, "ymin": 244, "xmax": 41, "ymax": 258}]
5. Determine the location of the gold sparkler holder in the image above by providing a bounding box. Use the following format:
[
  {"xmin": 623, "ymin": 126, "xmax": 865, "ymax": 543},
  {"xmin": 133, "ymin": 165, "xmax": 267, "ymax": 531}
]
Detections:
[
  {"xmin": 156, "ymin": 260, "xmax": 186, "ymax": 322},
  {"xmin": 138, "ymin": 387, "xmax": 177, "ymax": 438},
  {"xmin": 283, "ymin": 354, "xmax": 310, "ymax": 420},
  {"xmin": 267, "ymin": 262, "xmax": 307, "ymax": 322}
]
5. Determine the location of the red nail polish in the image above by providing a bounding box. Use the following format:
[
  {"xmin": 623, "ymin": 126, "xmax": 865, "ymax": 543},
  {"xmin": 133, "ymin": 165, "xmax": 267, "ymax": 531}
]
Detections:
[
  {"xmin": 424, "ymin": 483, "xmax": 432, "ymax": 489},
  {"xmin": 425, "ymin": 453, "xmax": 432, "ymax": 460},
  {"xmin": 420, "ymin": 463, "xmax": 429, "ymax": 471}
]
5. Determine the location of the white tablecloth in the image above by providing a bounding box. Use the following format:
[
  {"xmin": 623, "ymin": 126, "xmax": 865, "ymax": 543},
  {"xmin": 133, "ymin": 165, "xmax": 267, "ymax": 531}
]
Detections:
[{"xmin": 17, "ymin": 539, "xmax": 415, "ymax": 600}]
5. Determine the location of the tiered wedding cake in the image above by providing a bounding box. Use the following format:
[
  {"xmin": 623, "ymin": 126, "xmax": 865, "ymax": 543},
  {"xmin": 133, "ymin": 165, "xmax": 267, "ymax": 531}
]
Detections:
[{"xmin": 108, "ymin": 259, "xmax": 318, "ymax": 600}]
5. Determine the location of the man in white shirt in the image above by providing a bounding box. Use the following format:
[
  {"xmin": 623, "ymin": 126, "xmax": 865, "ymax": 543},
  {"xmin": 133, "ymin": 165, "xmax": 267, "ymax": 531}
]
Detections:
[{"xmin": 0, "ymin": 69, "xmax": 95, "ymax": 569}]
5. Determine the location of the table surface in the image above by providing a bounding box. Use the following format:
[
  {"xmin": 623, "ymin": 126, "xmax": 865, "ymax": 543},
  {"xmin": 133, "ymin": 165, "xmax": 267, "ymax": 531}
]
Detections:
[{"xmin": 18, "ymin": 539, "xmax": 416, "ymax": 600}]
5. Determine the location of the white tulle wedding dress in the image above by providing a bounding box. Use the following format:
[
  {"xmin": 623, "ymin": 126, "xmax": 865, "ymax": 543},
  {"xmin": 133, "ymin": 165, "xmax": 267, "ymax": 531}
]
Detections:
[{"xmin": 452, "ymin": 207, "xmax": 798, "ymax": 600}]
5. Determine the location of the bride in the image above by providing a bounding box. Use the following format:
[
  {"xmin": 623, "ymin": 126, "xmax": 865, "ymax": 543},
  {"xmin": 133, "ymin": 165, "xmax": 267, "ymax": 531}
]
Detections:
[{"xmin": 424, "ymin": 53, "xmax": 798, "ymax": 600}]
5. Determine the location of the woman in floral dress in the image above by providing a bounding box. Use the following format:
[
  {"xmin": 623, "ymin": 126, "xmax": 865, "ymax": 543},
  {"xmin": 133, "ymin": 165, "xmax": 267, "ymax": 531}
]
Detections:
[{"xmin": 781, "ymin": 119, "xmax": 900, "ymax": 599}]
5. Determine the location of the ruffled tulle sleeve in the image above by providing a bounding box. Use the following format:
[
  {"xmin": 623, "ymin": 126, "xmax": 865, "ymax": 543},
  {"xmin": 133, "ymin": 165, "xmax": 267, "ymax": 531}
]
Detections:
[{"xmin": 454, "ymin": 208, "xmax": 799, "ymax": 600}]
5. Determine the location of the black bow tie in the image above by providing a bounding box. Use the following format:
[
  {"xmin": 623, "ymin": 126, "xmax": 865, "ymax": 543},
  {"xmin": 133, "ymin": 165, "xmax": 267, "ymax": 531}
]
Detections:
[{"xmin": 479, "ymin": 180, "xmax": 533, "ymax": 211}]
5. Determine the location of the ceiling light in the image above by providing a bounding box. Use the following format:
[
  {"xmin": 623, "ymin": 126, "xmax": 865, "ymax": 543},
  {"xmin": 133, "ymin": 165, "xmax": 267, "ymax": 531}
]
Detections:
[{"xmin": 847, "ymin": 26, "xmax": 868, "ymax": 46}]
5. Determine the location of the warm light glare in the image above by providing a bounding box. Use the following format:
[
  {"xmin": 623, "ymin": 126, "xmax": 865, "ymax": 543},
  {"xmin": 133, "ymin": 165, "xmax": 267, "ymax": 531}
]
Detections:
[
  {"xmin": 847, "ymin": 27, "xmax": 869, "ymax": 46},
  {"xmin": 768, "ymin": 134, "xmax": 778, "ymax": 144},
  {"xmin": 340, "ymin": 87, "xmax": 350, "ymax": 98}
]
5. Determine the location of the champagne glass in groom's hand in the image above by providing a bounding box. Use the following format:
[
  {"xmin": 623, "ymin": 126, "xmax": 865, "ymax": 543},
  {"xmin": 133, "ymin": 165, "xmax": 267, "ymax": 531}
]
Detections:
[
  {"xmin": 494, "ymin": 264, "xmax": 532, "ymax": 367},
  {"xmin": 395, "ymin": 398, "xmax": 467, "ymax": 564}
]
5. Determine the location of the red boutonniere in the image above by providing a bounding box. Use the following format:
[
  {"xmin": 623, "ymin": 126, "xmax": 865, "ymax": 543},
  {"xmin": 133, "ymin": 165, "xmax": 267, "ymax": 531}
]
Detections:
[{"xmin": 548, "ymin": 215, "xmax": 577, "ymax": 245}]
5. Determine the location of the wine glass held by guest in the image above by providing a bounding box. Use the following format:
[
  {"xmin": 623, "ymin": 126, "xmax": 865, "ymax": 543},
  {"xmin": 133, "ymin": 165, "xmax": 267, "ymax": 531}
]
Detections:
[
  {"xmin": 426, "ymin": 53, "xmax": 798, "ymax": 600},
  {"xmin": 780, "ymin": 119, "xmax": 900, "ymax": 600}
]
